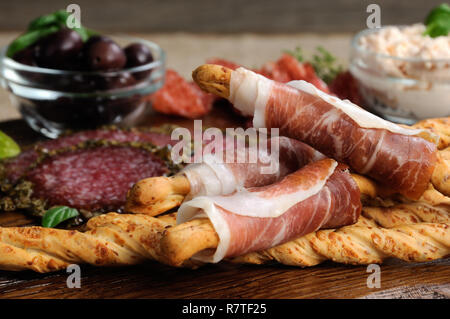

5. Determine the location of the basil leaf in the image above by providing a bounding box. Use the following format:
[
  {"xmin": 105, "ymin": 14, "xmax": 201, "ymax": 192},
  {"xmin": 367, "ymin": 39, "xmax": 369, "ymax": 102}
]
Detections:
[
  {"xmin": 424, "ymin": 3, "xmax": 450, "ymax": 37},
  {"xmin": 425, "ymin": 4, "xmax": 450, "ymax": 25},
  {"xmin": 9, "ymin": 10, "xmax": 96, "ymax": 57},
  {"xmin": 42, "ymin": 206, "xmax": 79, "ymax": 228},
  {"xmin": 27, "ymin": 10, "xmax": 69, "ymax": 31},
  {"xmin": 6, "ymin": 25, "xmax": 59, "ymax": 58},
  {"xmin": 0, "ymin": 130, "xmax": 20, "ymax": 159},
  {"xmin": 425, "ymin": 21, "xmax": 450, "ymax": 38}
]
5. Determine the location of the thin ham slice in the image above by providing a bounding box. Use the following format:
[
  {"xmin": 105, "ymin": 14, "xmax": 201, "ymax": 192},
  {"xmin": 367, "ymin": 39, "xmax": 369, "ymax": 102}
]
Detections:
[
  {"xmin": 181, "ymin": 136, "xmax": 325, "ymax": 199},
  {"xmin": 178, "ymin": 159, "xmax": 361, "ymax": 262},
  {"xmin": 228, "ymin": 67, "xmax": 439, "ymax": 199}
]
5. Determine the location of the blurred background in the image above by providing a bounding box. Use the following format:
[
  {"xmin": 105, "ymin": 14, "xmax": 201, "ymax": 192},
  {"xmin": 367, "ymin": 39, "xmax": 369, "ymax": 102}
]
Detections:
[
  {"xmin": 0, "ymin": 0, "xmax": 444, "ymax": 120},
  {"xmin": 0, "ymin": 0, "xmax": 442, "ymax": 33}
]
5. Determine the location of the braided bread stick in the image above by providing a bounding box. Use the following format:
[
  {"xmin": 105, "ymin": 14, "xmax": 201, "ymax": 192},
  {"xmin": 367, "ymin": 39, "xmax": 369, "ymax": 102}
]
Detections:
[
  {"xmin": 0, "ymin": 212, "xmax": 199, "ymax": 273},
  {"xmin": 160, "ymin": 201, "xmax": 450, "ymax": 267},
  {"xmin": 413, "ymin": 117, "xmax": 450, "ymax": 150},
  {"xmin": 431, "ymin": 147, "xmax": 450, "ymax": 197},
  {"xmin": 233, "ymin": 202, "xmax": 450, "ymax": 266},
  {"xmin": 0, "ymin": 200, "xmax": 448, "ymax": 272},
  {"xmin": 411, "ymin": 117, "xmax": 450, "ymax": 196}
]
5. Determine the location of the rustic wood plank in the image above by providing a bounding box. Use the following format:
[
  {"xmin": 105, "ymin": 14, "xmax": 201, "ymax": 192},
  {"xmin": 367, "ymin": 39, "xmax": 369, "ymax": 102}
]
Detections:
[
  {"xmin": 0, "ymin": 259, "xmax": 448, "ymax": 299},
  {"xmin": 360, "ymin": 284, "xmax": 450, "ymax": 299}
]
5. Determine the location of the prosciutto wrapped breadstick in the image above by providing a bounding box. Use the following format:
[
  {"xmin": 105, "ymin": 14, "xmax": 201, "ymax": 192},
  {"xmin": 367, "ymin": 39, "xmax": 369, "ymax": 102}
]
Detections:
[
  {"xmin": 126, "ymin": 136, "xmax": 392, "ymax": 216},
  {"xmin": 192, "ymin": 64, "xmax": 439, "ymax": 199},
  {"xmin": 163, "ymin": 159, "xmax": 362, "ymax": 264},
  {"xmin": 126, "ymin": 136, "xmax": 326, "ymax": 215}
]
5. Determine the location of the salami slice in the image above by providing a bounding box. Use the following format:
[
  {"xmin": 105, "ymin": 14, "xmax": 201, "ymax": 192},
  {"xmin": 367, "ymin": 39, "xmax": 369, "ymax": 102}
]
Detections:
[
  {"xmin": 2, "ymin": 128, "xmax": 174, "ymax": 184},
  {"xmin": 150, "ymin": 69, "xmax": 215, "ymax": 118},
  {"xmin": 257, "ymin": 54, "xmax": 330, "ymax": 93},
  {"xmin": 25, "ymin": 145, "xmax": 168, "ymax": 212}
]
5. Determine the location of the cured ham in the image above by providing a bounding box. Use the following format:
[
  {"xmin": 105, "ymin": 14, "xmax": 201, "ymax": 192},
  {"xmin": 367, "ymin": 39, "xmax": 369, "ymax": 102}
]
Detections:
[
  {"xmin": 125, "ymin": 135, "xmax": 326, "ymax": 215},
  {"xmin": 126, "ymin": 135, "xmax": 385, "ymax": 216},
  {"xmin": 193, "ymin": 65, "xmax": 439, "ymax": 199},
  {"xmin": 177, "ymin": 159, "xmax": 362, "ymax": 262},
  {"xmin": 183, "ymin": 136, "xmax": 325, "ymax": 199}
]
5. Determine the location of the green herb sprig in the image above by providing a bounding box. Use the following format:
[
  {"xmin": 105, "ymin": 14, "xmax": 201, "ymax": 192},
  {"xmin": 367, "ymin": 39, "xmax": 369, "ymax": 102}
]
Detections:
[
  {"xmin": 42, "ymin": 206, "xmax": 79, "ymax": 228},
  {"xmin": 287, "ymin": 46, "xmax": 343, "ymax": 84},
  {"xmin": 424, "ymin": 3, "xmax": 450, "ymax": 38}
]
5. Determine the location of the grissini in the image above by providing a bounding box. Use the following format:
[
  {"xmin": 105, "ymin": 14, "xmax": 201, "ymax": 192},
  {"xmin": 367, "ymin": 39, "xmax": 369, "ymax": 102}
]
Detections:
[
  {"xmin": 0, "ymin": 212, "xmax": 199, "ymax": 273},
  {"xmin": 192, "ymin": 64, "xmax": 439, "ymax": 199},
  {"xmin": 413, "ymin": 117, "xmax": 450, "ymax": 150},
  {"xmin": 161, "ymin": 205, "xmax": 450, "ymax": 267},
  {"xmin": 431, "ymin": 147, "xmax": 450, "ymax": 197},
  {"xmin": 0, "ymin": 201, "xmax": 448, "ymax": 272}
]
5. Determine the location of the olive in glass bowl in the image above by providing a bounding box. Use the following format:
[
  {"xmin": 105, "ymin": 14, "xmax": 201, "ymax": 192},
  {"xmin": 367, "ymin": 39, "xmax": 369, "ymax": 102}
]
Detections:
[{"xmin": 0, "ymin": 35, "xmax": 165, "ymax": 138}]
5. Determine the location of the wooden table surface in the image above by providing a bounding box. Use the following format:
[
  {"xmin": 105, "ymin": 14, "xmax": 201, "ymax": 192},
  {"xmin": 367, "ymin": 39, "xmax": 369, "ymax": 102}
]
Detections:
[{"xmin": 0, "ymin": 109, "xmax": 449, "ymax": 299}]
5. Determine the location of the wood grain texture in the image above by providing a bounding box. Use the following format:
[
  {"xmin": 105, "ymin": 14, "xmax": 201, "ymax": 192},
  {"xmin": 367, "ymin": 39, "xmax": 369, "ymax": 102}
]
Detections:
[
  {"xmin": 360, "ymin": 284, "xmax": 450, "ymax": 299},
  {"xmin": 0, "ymin": 0, "xmax": 444, "ymax": 32},
  {"xmin": 0, "ymin": 257, "xmax": 448, "ymax": 299},
  {"xmin": 0, "ymin": 112, "xmax": 448, "ymax": 299}
]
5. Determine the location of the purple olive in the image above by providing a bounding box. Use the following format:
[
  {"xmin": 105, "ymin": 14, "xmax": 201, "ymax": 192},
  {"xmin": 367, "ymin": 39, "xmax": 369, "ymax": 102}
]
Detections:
[
  {"xmin": 83, "ymin": 37, "xmax": 126, "ymax": 71},
  {"xmin": 124, "ymin": 43, "xmax": 153, "ymax": 68},
  {"xmin": 98, "ymin": 72, "xmax": 137, "ymax": 90},
  {"xmin": 34, "ymin": 29, "xmax": 83, "ymax": 70},
  {"xmin": 12, "ymin": 46, "xmax": 37, "ymax": 66},
  {"xmin": 84, "ymin": 35, "xmax": 113, "ymax": 47}
]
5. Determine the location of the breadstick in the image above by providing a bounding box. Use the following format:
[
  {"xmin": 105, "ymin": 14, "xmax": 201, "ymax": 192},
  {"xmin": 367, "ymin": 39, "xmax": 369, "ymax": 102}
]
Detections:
[
  {"xmin": 162, "ymin": 203, "xmax": 450, "ymax": 267},
  {"xmin": 431, "ymin": 147, "xmax": 450, "ymax": 196},
  {"xmin": 192, "ymin": 64, "xmax": 232, "ymax": 99},
  {"xmin": 1, "ymin": 200, "xmax": 448, "ymax": 272},
  {"xmin": 0, "ymin": 213, "xmax": 197, "ymax": 273},
  {"xmin": 125, "ymin": 175, "xmax": 190, "ymax": 215},
  {"xmin": 126, "ymin": 172, "xmax": 393, "ymax": 216},
  {"xmin": 413, "ymin": 117, "xmax": 450, "ymax": 150},
  {"xmin": 235, "ymin": 203, "xmax": 450, "ymax": 266}
]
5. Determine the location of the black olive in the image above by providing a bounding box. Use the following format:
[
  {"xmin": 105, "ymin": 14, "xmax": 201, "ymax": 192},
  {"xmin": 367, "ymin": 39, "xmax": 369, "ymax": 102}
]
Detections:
[
  {"xmin": 33, "ymin": 28, "xmax": 83, "ymax": 70},
  {"xmin": 124, "ymin": 43, "xmax": 153, "ymax": 68},
  {"xmin": 12, "ymin": 45, "xmax": 37, "ymax": 66},
  {"xmin": 98, "ymin": 72, "xmax": 137, "ymax": 90},
  {"xmin": 83, "ymin": 37, "xmax": 126, "ymax": 71},
  {"xmin": 84, "ymin": 35, "xmax": 113, "ymax": 47}
]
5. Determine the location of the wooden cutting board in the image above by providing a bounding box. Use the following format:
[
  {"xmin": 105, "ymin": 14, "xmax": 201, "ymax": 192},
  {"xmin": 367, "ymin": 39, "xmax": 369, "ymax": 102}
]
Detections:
[{"xmin": 0, "ymin": 107, "xmax": 448, "ymax": 299}]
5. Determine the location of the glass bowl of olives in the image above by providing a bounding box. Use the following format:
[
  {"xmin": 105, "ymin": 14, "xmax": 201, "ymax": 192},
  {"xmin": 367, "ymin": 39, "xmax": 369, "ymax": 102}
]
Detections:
[{"xmin": 0, "ymin": 29, "xmax": 165, "ymax": 138}]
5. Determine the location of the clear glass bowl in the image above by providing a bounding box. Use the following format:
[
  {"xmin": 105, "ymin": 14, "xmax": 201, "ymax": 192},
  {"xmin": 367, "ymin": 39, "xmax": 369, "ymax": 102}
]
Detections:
[
  {"xmin": 350, "ymin": 27, "xmax": 450, "ymax": 124},
  {"xmin": 0, "ymin": 36, "xmax": 165, "ymax": 138}
]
